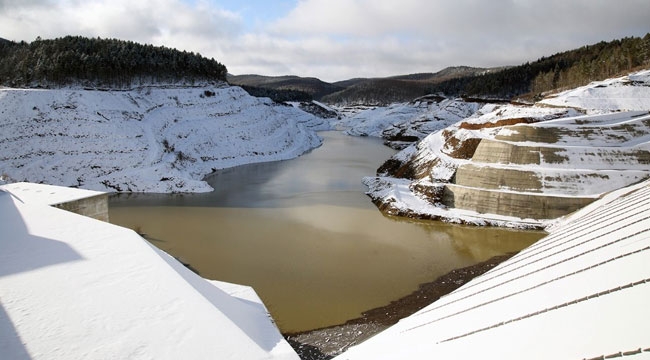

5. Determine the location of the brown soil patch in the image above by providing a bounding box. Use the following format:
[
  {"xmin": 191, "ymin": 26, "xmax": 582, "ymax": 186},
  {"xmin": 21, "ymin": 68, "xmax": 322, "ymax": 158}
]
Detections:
[
  {"xmin": 459, "ymin": 117, "xmax": 534, "ymax": 130},
  {"xmin": 441, "ymin": 129, "xmax": 482, "ymax": 159},
  {"xmin": 376, "ymin": 158, "xmax": 417, "ymax": 179}
]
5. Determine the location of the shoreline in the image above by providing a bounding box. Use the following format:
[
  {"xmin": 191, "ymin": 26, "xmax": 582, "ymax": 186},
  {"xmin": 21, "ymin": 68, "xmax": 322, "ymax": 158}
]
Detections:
[{"xmin": 284, "ymin": 252, "xmax": 517, "ymax": 360}]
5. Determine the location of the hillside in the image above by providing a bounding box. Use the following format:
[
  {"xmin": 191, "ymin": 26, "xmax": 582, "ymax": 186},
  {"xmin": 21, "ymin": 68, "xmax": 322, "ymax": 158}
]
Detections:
[
  {"xmin": 227, "ymin": 74, "xmax": 343, "ymax": 101},
  {"xmin": 232, "ymin": 34, "xmax": 650, "ymax": 107},
  {"xmin": 426, "ymin": 34, "xmax": 650, "ymax": 99},
  {"xmin": 332, "ymin": 94, "xmax": 481, "ymax": 149},
  {"xmin": 322, "ymin": 78, "xmax": 432, "ymax": 106},
  {"xmin": 322, "ymin": 67, "xmax": 489, "ymax": 105},
  {"xmin": 327, "ymin": 35, "xmax": 650, "ymax": 104},
  {"xmin": 0, "ymin": 36, "xmax": 227, "ymax": 88},
  {"xmin": 364, "ymin": 69, "xmax": 650, "ymax": 228},
  {"xmin": 0, "ymin": 85, "xmax": 328, "ymax": 193},
  {"xmin": 228, "ymin": 67, "xmax": 488, "ymax": 105}
]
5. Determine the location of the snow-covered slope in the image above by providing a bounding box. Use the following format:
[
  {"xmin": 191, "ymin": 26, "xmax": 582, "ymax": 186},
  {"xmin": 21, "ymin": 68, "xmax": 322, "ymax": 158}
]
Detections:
[
  {"xmin": 332, "ymin": 95, "xmax": 481, "ymax": 149},
  {"xmin": 339, "ymin": 178, "xmax": 650, "ymax": 360},
  {"xmin": 540, "ymin": 70, "xmax": 650, "ymax": 112},
  {"xmin": 0, "ymin": 182, "xmax": 298, "ymax": 359},
  {"xmin": 0, "ymin": 84, "xmax": 328, "ymax": 193},
  {"xmin": 366, "ymin": 69, "xmax": 650, "ymax": 227}
]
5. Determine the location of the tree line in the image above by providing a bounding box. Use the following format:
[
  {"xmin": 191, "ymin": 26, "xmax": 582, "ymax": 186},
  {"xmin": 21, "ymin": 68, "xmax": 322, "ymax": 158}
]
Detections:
[
  {"xmin": 0, "ymin": 36, "xmax": 228, "ymax": 87},
  {"xmin": 239, "ymin": 85, "xmax": 312, "ymax": 102},
  {"xmin": 427, "ymin": 33, "xmax": 650, "ymax": 100}
]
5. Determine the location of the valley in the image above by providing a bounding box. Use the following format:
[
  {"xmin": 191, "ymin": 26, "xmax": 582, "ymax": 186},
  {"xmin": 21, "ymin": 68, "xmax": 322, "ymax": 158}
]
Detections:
[{"xmin": 1, "ymin": 33, "xmax": 650, "ymax": 360}]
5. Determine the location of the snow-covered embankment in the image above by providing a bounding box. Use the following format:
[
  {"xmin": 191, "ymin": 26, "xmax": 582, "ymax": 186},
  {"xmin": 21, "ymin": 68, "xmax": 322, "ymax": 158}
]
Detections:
[
  {"xmin": 0, "ymin": 84, "xmax": 328, "ymax": 193},
  {"xmin": 363, "ymin": 70, "xmax": 650, "ymax": 228}
]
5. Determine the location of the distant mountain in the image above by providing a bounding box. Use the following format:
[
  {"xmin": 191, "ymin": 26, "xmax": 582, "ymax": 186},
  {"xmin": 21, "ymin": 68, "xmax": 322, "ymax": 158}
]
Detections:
[
  {"xmin": 227, "ymin": 74, "xmax": 344, "ymax": 101},
  {"xmin": 0, "ymin": 36, "xmax": 227, "ymax": 88},
  {"xmin": 324, "ymin": 67, "xmax": 491, "ymax": 105},
  {"xmin": 229, "ymin": 67, "xmax": 490, "ymax": 105},
  {"xmin": 389, "ymin": 66, "xmax": 497, "ymax": 81},
  {"xmin": 235, "ymin": 35, "xmax": 650, "ymax": 106},
  {"xmin": 322, "ymin": 78, "xmax": 432, "ymax": 105}
]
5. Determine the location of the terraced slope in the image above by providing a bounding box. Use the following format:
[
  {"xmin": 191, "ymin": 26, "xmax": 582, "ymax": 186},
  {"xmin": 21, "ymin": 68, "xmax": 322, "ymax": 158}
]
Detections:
[
  {"xmin": 0, "ymin": 84, "xmax": 327, "ymax": 193},
  {"xmin": 443, "ymin": 111, "xmax": 650, "ymax": 219},
  {"xmin": 365, "ymin": 70, "xmax": 650, "ymax": 227}
]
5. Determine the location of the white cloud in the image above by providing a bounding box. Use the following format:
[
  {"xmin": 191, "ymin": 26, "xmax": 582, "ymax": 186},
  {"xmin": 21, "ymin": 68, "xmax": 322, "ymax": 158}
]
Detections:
[
  {"xmin": 258, "ymin": 0, "xmax": 650, "ymax": 80},
  {"xmin": 0, "ymin": 0, "xmax": 648, "ymax": 82},
  {"xmin": 0, "ymin": 0, "xmax": 242, "ymax": 57}
]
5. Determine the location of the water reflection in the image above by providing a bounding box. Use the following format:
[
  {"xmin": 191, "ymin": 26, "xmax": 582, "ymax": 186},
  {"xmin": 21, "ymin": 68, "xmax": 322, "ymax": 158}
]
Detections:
[{"xmin": 109, "ymin": 131, "xmax": 544, "ymax": 332}]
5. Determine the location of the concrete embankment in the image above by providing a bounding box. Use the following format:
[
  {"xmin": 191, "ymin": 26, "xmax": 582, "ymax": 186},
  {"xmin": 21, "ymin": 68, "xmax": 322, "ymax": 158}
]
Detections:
[{"xmin": 441, "ymin": 184, "xmax": 595, "ymax": 220}]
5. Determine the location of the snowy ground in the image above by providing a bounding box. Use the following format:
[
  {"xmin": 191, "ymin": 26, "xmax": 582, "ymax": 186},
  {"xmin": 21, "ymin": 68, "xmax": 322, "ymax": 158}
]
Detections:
[
  {"xmin": 539, "ymin": 70, "xmax": 650, "ymax": 112},
  {"xmin": 0, "ymin": 83, "xmax": 328, "ymax": 193}
]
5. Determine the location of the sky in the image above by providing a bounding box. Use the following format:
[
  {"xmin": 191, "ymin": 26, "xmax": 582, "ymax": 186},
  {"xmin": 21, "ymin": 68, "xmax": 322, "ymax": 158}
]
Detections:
[{"xmin": 0, "ymin": 0, "xmax": 649, "ymax": 82}]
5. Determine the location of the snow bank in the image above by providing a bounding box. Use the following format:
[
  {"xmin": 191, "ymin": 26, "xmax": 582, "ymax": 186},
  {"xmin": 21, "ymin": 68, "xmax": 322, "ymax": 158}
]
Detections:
[
  {"xmin": 0, "ymin": 84, "xmax": 328, "ymax": 193},
  {"xmin": 0, "ymin": 182, "xmax": 298, "ymax": 359}
]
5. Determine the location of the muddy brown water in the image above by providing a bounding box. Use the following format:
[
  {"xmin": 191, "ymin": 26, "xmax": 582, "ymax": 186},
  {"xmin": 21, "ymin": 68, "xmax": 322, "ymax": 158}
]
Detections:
[{"xmin": 109, "ymin": 131, "xmax": 544, "ymax": 333}]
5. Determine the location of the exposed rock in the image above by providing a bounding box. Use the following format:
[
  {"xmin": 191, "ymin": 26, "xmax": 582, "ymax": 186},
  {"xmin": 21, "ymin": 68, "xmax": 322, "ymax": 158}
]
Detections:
[{"xmin": 297, "ymin": 101, "xmax": 339, "ymax": 119}]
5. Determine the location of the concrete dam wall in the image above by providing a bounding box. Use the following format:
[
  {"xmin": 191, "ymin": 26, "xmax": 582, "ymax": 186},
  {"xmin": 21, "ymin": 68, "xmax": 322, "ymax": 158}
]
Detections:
[{"xmin": 441, "ymin": 184, "xmax": 595, "ymax": 220}]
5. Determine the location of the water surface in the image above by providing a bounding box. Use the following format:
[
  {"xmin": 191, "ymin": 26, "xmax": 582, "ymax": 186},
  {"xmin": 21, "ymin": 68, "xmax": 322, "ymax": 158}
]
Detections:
[{"xmin": 109, "ymin": 131, "xmax": 543, "ymax": 332}]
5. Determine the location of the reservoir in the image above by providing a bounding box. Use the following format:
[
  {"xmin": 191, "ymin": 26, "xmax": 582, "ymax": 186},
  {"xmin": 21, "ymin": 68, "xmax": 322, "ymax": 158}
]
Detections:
[{"xmin": 109, "ymin": 131, "xmax": 543, "ymax": 333}]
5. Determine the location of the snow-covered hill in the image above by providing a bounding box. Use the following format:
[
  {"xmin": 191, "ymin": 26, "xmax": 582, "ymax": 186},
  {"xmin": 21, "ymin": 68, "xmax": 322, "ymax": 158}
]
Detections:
[
  {"xmin": 0, "ymin": 84, "xmax": 328, "ymax": 193},
  {"xmin": 332, "ymin": 95, "xmax": 481, "ymax": 149},
  {"xmin": 365, "ymin": 69, "xmax": 650, "ymax": 228}
]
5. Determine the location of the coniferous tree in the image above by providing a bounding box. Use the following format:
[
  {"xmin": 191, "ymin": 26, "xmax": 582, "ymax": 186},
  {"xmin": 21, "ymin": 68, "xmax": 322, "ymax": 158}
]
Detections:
[{"xmin": 0, "ymin": 35, "xmax": 228, "ymax": 87}]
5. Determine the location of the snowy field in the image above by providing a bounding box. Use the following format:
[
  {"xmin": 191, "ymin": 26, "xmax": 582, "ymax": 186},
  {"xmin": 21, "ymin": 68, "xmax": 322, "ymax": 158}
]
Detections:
[{"xmin": 0, "ymin": 84, "xmax": 328, "ymax": 193}]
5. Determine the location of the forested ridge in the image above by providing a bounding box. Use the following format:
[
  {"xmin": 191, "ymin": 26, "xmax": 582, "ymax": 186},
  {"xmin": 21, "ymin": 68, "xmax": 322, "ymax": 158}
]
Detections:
[
  {"xmin": 1, "ymin": 34, "xmax": 648, "ymax": 101},
  {"xmin": 0, "ymin": 36, "xmax": 227, "ymax": 87},
  {"xmin": 429, "ymin": 34, "xmax": 650, "ymax": 99}
]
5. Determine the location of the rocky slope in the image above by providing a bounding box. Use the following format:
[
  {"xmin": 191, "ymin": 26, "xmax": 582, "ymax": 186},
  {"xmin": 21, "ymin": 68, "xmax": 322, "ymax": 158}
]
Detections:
[
  {"xmin": 0, "ymin": 83, "xmax": 328, "ymax": 193},
  {"xmin": 365, "ymin": 70, "xmax": 650, "ymax": 228}
]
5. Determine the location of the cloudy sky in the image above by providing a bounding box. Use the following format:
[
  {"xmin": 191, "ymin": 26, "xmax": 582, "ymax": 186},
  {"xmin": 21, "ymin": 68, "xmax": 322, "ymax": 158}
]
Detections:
[{"xmin": 1, "ymin": 0, "xmax": 649, "ymax": 82}]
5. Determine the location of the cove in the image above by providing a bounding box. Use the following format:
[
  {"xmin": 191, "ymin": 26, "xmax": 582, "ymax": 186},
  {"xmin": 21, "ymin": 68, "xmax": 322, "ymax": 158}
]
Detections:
[{"xmin": 108, "ymin": 131, "xmax": 544, "ymax": 333}]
